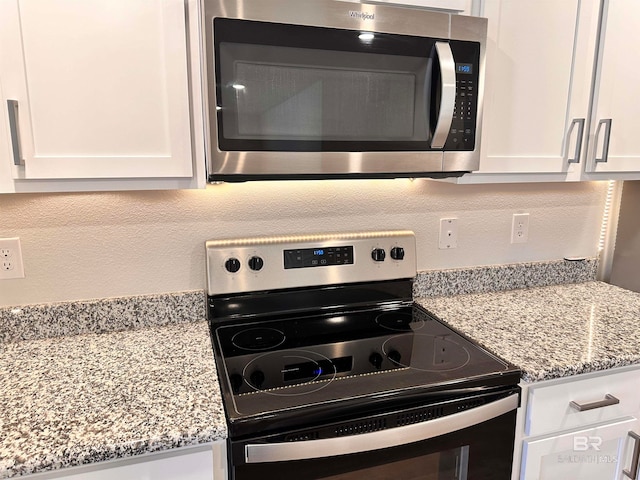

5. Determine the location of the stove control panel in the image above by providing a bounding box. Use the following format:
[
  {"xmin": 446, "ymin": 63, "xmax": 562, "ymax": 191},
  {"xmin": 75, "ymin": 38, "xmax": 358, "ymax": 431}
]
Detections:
[
  {"xmin": 206, "ymin": 230, "xmax": 416, "ymax": 296},
  {"xmin": 284, "ymin": 246, "xmax": 354, "ymax": 269}
]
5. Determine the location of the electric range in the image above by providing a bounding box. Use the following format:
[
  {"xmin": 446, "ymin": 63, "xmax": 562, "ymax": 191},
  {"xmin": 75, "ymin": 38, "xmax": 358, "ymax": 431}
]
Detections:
[{"xmin": 206, "ymin": 231, "xmax": 521, "ymax": 479}]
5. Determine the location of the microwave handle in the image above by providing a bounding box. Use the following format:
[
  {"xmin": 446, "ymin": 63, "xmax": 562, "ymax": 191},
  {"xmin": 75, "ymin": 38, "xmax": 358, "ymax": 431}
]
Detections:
[
  {"xmin": 431, "ymin": 42, "xmax": 456, "ymax": 149},
  {"xmin": 244, "ymin": 393, "xmax": 518, "ymax": 463}
]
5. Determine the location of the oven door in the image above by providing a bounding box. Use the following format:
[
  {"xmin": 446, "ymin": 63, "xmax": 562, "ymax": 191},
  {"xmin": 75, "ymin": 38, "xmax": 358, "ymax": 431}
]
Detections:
[
  {"xmin": 203, "ymin": 0, "xmax": 484, "ymax": 180},
  {"xmin": 229, "ymin": 392, "xmax": 519, "ymax": 480}
]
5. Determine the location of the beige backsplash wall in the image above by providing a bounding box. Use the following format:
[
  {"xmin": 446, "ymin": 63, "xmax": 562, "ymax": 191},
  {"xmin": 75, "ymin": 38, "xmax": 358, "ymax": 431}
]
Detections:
[{"xmin": 0, "ymin": 179, "xmax": 608, "ymax": 306}]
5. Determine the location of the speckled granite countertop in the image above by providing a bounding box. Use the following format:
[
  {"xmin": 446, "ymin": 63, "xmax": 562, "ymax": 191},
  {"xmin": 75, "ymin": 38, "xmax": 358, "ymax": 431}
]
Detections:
[
  {"xmin": 417, "ymin": 281, "xmax": 640, "ymax": 383},
  {"xmin": 0, "ymin": 320, "xmax": 227, "ymax": 478},
  {"xmin": 0, "ymin": 258, "xmax": 626, "ymax": 477}
]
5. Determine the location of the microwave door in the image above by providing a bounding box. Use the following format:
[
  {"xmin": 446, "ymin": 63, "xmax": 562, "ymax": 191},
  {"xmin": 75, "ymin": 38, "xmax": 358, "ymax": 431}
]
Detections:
[{"xmin": 213, "ymin": 19, "xmax": 437, "ymax": 151}]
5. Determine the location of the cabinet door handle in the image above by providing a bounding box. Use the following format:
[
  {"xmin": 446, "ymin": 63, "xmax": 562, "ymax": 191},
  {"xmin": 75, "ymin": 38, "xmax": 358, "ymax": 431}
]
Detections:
[
  {"xmin": 6, "ymin": 100, "xmax": 24, "ymax": 166},
  {"xmin": 623, "ymin": 431, "xmax": 640, "ymax": 479},
  {"xmin": 566, "ymin": 118, "xmax": 585, "ymax": 164},
  {"xmin": 569, "ymin": 393, "xmax": 620, "ymax": 411},
  {"xmin": 594, "ymin": 118, "xmax": 613, "ymax": 163}
]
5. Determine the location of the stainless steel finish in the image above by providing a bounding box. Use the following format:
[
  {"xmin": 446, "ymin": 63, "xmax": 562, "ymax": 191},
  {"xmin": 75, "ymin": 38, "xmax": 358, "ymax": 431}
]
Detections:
[
  {"xmin": 6, "ymin": 100, "xmax": 24, "ymax": 166},
  {"xmin": 443, "ymin": 14, "xmax": 487, "ymax": 173},
  {"xmin": 457, "ymin": 444, "xmax": 469, "ymax": 480},
  {"xmin": 203, "ymin": 0, "xmax": 488, "ymax": 178},
  {"xmin": 206, "ymin": 230, "xmax": 416, "ymax": 296},
  {"xmin": 430, "ymin": 42, "xmax": 456, "ymax": 149},
  {"xmin": 566, "ymin": 118, "xmax": 585, "ymax": 164},
  {"xmin": 244, "ymin": 394, "xmax": 519, "ymax": 463},
  {"xmin": 624, "ymin": 431, "xmax": 640, "ymax": 479},
  {"xmin": 569, "ymin": 393, "xmax": 620, "ymax": 412},
  {"xmin": 208, "ymin": 151, "xmax": 446, "ymax": 176},
  {"xmin": 450, "ymin": 12, "xmax": 487, "ymax": 43},
  {"xmin": 595, "ymin": 118, "xmax": 613, "ymax": 163}
]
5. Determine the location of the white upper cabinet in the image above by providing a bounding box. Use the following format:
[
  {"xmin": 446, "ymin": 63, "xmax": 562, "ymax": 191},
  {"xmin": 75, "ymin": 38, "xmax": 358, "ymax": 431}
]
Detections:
[
  {"xmin": 585, "ymin": 0, "xmax": 640, "ymax": 177},
  {"xmin": 0, "ymin": 0, "xmax": 204, "ymax": 192},
  {"xmin": 462, "ymin": 0, "xmax": 601, "ymax": 182}
]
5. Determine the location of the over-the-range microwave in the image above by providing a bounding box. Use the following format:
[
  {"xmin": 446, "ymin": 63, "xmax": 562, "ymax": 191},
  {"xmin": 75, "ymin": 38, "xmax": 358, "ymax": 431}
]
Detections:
[{"xmin": 202, "ymin": 0, "xmax": 487, "ymax": 182}]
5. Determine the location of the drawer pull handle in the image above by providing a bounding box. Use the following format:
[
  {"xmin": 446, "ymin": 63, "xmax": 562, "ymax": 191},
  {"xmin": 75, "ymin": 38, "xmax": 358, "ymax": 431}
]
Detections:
[
  {"xmin": 569, "ymin": 393, "xmax": 620, "ymax": 412},
  {"xmin": 623, "ymin": 431, "xmax": 640, "ymax": 479}
]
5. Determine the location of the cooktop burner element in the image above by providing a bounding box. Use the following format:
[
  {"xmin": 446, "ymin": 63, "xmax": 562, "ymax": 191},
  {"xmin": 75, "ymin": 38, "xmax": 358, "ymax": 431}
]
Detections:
[
  {"xmin": 382, "ymin": 334, "xmax": 471, "ymax": 372},
  {"xmin": 375, "ymin": 312, "xmax": 424, "ymax": 331},
  {"xmin": 243, "ymin": 349, "xmax": 338, "ymax": 396},
  {"xmin": 205, "ymin": 231, "xmax": 521, "ymax": 438},
  {"xmin": 231, "ymin": 327, "xmax": 286, "ymax": 351}
]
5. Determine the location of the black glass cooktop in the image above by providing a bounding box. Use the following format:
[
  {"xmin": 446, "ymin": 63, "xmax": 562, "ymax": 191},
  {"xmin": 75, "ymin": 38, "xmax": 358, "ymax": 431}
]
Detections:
[{"xmin": 211, "ymin": 304, "xmax": 520, "ymax": 435}]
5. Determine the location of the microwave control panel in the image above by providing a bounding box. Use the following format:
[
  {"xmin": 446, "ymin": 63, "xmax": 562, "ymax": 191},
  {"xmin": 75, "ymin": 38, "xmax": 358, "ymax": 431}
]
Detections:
[{"xmin": 444, "ymin": 40, "xmax": 481, "ymax": 151}]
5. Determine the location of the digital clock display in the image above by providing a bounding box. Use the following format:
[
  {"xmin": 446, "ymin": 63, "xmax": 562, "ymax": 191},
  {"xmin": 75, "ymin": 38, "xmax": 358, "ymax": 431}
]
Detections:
[
  {"xmin": 456, "ymin": 63, "xmax": 473, "ymax": 75},
  {"xmin": 284, "ymin": 246, "xmax": 354, "ymax": 269}
]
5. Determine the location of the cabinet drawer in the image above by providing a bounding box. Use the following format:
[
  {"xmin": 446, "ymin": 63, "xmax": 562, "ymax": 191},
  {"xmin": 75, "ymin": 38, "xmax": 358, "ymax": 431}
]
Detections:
[
  {"xmin": 521, "ymin": 417, "xmax": 640, "ymax": 480},
  {"xmin": 526, "ymin": 367, "xmax": 640, "ymax": 436}
]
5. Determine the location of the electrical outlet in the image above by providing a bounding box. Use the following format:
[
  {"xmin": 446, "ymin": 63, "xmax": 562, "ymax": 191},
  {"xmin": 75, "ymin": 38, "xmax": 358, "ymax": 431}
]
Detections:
[
  {"xmin": 511, "ymin": 213, "xmax": 530, "ymax": 244},
  {"xmin": 0, "ymin": 237, "xmax": 25, "ymax": 279},
  {"xmin": 439, "ymin": 218, "xmax": 458, "ymax": 249}
]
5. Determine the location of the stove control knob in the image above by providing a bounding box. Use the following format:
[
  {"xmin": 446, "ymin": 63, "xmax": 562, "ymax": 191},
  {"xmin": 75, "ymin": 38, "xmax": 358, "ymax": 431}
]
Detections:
[
  {"xmin": 229, "ymin": 374, "xmax": 243, "ymax": 394},
  {"xmin": 387, "ymin": 350, "xmax": 402, "ymax": 364},
  {"xmin": 390, "ymin": 247, "xmax": 405, "ymax": 261},
  {"xmin": 225, "ymin": 257, "xmax": 241, "ymax": 273},
  {"xmin": 250, "ymin": 370, "xmax": 265, "ymax": 389},
  {"xmin": 248, "ymin": 256, "xmax": 264, "ymax": 271},
  {"xmin": 369, "ymin": 352, "xmax": 383, "ymax": 369},
  {"xmin": 371, "ymin": 248, "xmax": 386, "ymax": 262}
]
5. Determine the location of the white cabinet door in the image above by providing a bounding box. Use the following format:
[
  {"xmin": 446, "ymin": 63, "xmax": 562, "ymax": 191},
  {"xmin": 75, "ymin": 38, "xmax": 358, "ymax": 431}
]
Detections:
[
  {"xmin": 521, "ymin": 417, "xmax": 640, "ymax": 480},
  {"xmin": 18, "ymin": 443, "xmax": 228, "ymax": 480},
  {"xmin": 475, "ymin": 0, "xmax": 600, "ymax": 177},
  {"xmin": 0, "ymin": 76, "xmax": 14, "ymax": 192},
  {"xmin": 586, "ymin": 0, "xmax": 640, "ymax": 175},
  {"xmin": 0, "ymin": 0, "xmax": 193, "ymax": 181}
]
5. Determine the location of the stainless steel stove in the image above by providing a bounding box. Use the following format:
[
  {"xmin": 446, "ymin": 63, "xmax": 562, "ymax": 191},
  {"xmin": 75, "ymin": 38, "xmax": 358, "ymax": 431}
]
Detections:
[{"xmin": 206, "ymin": 231, "xmax": 520, "ymax": 479}]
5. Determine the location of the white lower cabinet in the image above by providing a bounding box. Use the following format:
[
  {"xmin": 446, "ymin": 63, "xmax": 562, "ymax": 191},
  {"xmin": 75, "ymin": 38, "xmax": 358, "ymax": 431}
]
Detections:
[
  {"xmin": 515, "ymin": 366, "xmax": 640, "ymax": 480},
  {"xmin": 522, "ymin": 417, "xmax": 640, "ymax": 480},
  {"xmin": 19, "ymin": 442, "xmax": 227, "ymax": 480}
]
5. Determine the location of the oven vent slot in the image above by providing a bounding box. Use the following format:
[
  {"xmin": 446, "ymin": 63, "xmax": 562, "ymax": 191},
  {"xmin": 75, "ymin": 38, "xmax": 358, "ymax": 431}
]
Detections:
[
  {"xmin": 284, "ymin": 431, "xmax": 320, "ymax": 442},
  {"xmin": 396, "ymin": 406, "xmax": 444, "ymax": 427},
  {"xmin": 335, "ymin": 418, "xmax": 386, "ymax": 437},
  {"xmin": 456, "ymin": 397, "xmax": 487, "ymax": 412}
]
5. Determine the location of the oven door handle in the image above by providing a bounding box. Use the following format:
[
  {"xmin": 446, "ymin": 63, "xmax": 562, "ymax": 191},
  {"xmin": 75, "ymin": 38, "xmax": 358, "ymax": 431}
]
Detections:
[{"xmin": 245, "ymin": 393, "xmax": 518, "ymax": 464}]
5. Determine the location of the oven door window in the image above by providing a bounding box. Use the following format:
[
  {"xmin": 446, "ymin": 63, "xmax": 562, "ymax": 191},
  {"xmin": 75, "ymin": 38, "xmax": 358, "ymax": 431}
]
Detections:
[
  {"xmin": 312, "ymin": 445, "xmax": 469, "ymax": 480},
  {"xmin": 213, "ymin": 18, "xmax": 457, "ymax": 152},
  {"xmin": 232, "ymin": 411, "xmax": 516, "ymax": 480}
]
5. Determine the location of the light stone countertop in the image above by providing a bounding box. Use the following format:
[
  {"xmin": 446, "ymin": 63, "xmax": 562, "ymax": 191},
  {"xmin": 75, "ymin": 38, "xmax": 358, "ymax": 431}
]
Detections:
[
  {"xmin": 417, "ymin": 281, "xmax": 640, "ymax": 383},
  {"xmin": 0, "ymin": 259, "xmax": 624, "ymax": 478},
  {"xmin": 0, "ymin": 320, "xmax": 227, "ymax": 479}
]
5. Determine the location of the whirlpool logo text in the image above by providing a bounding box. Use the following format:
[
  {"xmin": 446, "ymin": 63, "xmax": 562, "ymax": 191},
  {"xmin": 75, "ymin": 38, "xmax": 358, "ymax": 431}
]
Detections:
[{"xmin": 349, "ymin": 11, "xmax": 375, "ymax": 21}]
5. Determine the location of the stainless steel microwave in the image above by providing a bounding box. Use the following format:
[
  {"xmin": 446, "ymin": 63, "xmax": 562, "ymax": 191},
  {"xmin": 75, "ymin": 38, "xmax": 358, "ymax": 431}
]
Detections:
[{"xmin": 202, "ymin": 0, "xmax": 487, "ymax": 181}]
